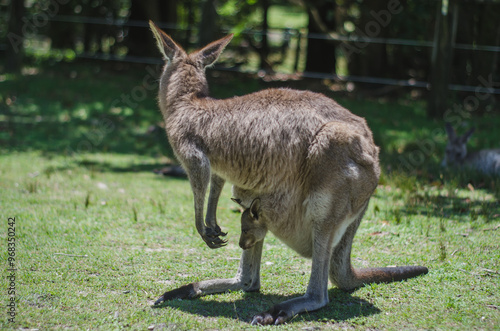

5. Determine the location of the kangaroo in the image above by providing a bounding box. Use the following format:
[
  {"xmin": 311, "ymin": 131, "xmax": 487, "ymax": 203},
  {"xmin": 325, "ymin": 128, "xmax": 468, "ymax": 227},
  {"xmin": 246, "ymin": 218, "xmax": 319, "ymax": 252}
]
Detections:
[
  {"xmin": 232, "ymin": 198, "xmax": 267, "ymax": 250},
  {"xmin": 149, "ymin": 21, "xmax": 428, "ymax": 325},
  {"xmin": 443, "ymin": 123, "xmax": 500, "ymax": 176}
]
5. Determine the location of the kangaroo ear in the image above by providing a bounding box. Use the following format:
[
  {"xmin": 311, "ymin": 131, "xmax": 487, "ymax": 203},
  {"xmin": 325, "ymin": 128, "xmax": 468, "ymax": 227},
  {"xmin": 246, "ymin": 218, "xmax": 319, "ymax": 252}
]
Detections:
[
  {"xmin": 462, "ymin": 128, "xmax": 475, "ymax": 143},
  {"xmin": 195, "ymin": 34, "xmax": 233, "ymax": 67},
  {"xmin": 445, "ymin": 122, "xmax": 456, "ymax": 140},
  {"xmin": 149, "ymin": 20, "xmax": 183, "ymax": 61},
  {"xmin": 249, "ymin": 198, "xmax": 261, "ymax": 220}
]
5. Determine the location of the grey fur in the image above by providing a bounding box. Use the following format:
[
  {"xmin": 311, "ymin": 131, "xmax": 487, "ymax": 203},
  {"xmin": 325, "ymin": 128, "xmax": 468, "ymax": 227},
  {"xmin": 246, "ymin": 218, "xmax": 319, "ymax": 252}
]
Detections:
[
  {"xmin": 150, "ymin": 21, "xmax": 428, "ymax": 325},
  {"xmin": 443, "ymin": 123, "xmax": 500, "ymax": 175}
]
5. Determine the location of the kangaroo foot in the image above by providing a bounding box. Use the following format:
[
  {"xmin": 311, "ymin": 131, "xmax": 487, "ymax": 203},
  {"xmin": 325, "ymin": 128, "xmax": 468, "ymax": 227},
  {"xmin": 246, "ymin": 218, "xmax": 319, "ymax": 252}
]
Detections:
[
  {"xmin": 154, "ymin": 283, "xmax": 200, "ymax": 305},
  {"xmin": 202, "ymin": 225, "xmax": 228, "ymax": 249},
  {"xmin": 251, "ymin": 294, "xmax": 328, "ymax": 325},
  {"xmin": 251, "ymin": 306, "xmax": 293, "ymax": 325}
]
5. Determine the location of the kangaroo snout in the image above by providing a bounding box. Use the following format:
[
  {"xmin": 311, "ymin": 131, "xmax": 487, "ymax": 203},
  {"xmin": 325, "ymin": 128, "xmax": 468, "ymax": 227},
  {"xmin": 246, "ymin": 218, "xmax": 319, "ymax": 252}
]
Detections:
[{"xmin": 239, "ymin": 236, "xmax": 257, "ymax": 250}]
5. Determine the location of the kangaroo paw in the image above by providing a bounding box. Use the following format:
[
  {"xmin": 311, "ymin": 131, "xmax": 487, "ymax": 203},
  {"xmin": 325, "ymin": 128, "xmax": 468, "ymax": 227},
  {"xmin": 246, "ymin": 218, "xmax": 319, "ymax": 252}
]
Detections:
[
  {"xmin": 203, "ymin": 226, "xmax": 228, "ymax": 249},
  {"xmin": 251, "ymin": 307, "xmax": 293, "ymax": 325},
  {"xmin": 202, "ymin": 234, "xmax": 228, "ymax": 249},
  {"xmin": 214, "ymin": 224, "xmax": 228, "ymax": 237}
]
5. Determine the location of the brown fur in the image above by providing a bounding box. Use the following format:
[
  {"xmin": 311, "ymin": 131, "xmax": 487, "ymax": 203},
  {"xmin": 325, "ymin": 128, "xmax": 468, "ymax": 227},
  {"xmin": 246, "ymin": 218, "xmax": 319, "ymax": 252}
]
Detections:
[{"xmin": 149, "ymin": 21, "xmax": 428, "ymax": 325}]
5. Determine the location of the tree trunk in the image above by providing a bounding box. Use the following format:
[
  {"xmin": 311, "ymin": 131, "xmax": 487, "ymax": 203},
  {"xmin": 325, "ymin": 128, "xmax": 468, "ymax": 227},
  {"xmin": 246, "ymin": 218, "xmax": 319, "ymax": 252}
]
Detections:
[
  {"xmin": 6, "ymin": 0, "xmax": 26, "ymax": 73},
  {"xmin": 305, "ymin": 2, "xmax": 336, "ymax": 74},
  {"xmin": 127, "ymin": 0, "xmax": 162, "ymax": 57},
  {"xmin": 160, "ymin": 0, "xmax": 178, "ymax": 36},
  {"xmin": 198, "ymin": 0, "xmax": 218, "ymax": 47},
  {"xmin": 346, "ymin": 0, "xmax": 389, "ymax": 79},
  {"xmin": 259, "ymin": 0, "xmax": 270, "ymax": 71},
  {"xmin": 184, "ymin": 0, "xmax": 196, "ymax": 46},
  {"xmin": 468, "ymin": 3, "xmax": 498, "ymax": 114},
  {"xmin": 427, "ymin": 0, "xmax": 458, "ymax": 118},
  {"xmin": 48, "ymin": 2, "xmax": 75, "ymax": 50}
]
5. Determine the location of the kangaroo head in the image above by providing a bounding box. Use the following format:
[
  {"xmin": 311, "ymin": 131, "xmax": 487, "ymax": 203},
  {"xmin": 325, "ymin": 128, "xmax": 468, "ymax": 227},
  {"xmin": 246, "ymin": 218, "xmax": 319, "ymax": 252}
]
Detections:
[
  {"xmin": 233, "ymin": 198, "xmax": 267, "ymax": 250},
  {"xmin": 149, "ymin": 21, "xmax": 233, "ymax": 99},
  {"xmin": 443, "ymin": 123, "xmax": 475, "ymax": 166}
]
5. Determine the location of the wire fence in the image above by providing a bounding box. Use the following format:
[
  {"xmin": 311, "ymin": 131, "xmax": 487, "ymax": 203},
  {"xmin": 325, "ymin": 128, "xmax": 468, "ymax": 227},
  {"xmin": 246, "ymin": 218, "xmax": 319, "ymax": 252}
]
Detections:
[
  {"xmin": 3, "ymin": 13, "xmax": 500, "ymax": 94},
  {"xmin": 31, "ymin": 14, "xmax": 500, "ymax": 52}
]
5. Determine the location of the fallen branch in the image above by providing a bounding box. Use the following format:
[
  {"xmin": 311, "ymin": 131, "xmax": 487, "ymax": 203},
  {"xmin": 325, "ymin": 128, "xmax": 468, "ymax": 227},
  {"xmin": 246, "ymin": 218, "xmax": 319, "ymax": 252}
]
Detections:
[
  {"xmin": 480, "ymin": 268, "xmax": 500, "ymax": 275},
  {"xmin": 482, "ymin": 224, "xmax": 500, "ymax": 231}
]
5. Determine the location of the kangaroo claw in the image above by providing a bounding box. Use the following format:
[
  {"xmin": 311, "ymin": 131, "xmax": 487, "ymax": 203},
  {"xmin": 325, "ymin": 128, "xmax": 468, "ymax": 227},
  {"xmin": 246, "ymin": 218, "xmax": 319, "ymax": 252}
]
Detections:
[
  {"xmin": 213, "ymin": 224, "xmax": 227, "ymax": 237},
  {"xmin": 251, "ymin": 312, "xmax": 274, "ymax": 325},
  {"xmin": 202, "ymin": 235, "xmax": 228, "ymax": 249},
  {"xmin": 251, "ymin": 308, "xmax": 292, "ymax": 325},
  {"xmin": 202, "ymin": 226, "xmax": 228, "ymax": 249}
]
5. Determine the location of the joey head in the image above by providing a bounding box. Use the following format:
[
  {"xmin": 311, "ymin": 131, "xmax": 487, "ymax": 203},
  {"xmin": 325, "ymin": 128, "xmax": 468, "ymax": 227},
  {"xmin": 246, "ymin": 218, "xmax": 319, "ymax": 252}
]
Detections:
[{"xmin": 233, "ymin": 198, "xmax": 267, "ymax": 250}]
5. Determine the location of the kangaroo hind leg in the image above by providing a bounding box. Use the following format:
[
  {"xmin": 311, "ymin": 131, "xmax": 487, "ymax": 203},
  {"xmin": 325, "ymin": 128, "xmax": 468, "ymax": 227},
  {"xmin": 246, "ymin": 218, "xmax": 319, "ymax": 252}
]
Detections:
[
  {"xmin": 251, "ymin": 209, "xmax": 348, "ymax": 325},
  {"xmin": 329, "ymin": 205, "xmax": 428, "ymax": 291}
]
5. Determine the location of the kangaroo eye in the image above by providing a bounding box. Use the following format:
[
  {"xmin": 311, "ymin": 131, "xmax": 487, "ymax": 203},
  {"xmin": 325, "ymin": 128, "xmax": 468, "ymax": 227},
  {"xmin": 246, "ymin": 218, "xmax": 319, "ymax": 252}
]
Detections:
[{"xmin": 242, "ymin": 230, "xmax": 248, "ymax": 234}]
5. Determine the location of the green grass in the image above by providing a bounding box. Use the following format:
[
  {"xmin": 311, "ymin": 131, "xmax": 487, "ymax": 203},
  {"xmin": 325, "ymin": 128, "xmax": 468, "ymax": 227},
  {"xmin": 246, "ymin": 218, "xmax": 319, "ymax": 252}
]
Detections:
[{"xmin": 1, "ymin": 64, "xmax": 499, "ymax": 329}]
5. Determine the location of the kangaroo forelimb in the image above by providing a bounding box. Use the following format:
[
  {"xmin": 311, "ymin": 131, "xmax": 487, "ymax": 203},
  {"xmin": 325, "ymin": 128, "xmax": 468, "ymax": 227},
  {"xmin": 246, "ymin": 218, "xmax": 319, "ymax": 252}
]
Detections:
[
  {"xmin": 205, "ymin": 174, "xmax": 227, "ymax": 239},
  {"xmin": 183, "ymin": 150, "xmax": 227, "ymax": 248}
]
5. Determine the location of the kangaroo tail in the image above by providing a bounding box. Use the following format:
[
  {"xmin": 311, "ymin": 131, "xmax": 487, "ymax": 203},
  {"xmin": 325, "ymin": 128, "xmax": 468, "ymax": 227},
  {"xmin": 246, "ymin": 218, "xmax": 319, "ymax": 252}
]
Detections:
[
  {"xmin": 331, "ymin": 263, "xmax": 429, "ymax": 291},
  {"xmin": 353, "ymin": 266, "xmax": 428, "ymax": 285},
  {"xmin": 329, "ymin": 192, "xmax": 428, "ymax": 291},
  {"xmin": 329, "ymin": 215, "xmax": 429, "ymax": 291},
  {"xmin": 332, "ymin": 265, "xmax": 428, "ymax": 291}
]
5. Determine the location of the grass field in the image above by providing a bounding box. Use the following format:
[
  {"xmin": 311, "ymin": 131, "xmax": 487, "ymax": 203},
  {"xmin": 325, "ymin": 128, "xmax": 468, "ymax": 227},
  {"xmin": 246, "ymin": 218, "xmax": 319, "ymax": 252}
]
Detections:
[{"xmin": 1, "ymin": 63, "xmax": 499, "ymax": 330}]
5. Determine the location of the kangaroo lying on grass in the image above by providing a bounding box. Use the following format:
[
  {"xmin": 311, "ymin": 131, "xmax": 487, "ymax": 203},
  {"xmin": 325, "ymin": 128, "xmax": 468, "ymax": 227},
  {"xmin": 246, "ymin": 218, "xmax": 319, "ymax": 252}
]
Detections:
[
  {"xmin": 149, "ymin": 21, "xmax": 428, "ymax": 325},
  {"xmin": 443, "ymin": 123, "xmax": 500, "ymax": 176}
]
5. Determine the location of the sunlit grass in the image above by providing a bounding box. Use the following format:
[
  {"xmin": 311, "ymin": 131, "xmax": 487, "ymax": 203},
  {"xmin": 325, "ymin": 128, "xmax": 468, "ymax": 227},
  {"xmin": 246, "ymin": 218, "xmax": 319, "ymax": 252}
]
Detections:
[
  {"xmin": 1, "ymin": 63, "xmax": 499, "ymax": 329},
  {"xmin": 1, "ymin": 149, "xmax": 499, "ymax": 330}
]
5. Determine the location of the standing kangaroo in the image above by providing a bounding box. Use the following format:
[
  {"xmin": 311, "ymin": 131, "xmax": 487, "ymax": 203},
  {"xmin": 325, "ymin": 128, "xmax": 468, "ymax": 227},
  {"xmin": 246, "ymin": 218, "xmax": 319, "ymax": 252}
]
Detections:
[
  {"xmin": 149, "ymin": 21, "xmax": 428, "ymax": 325},
  {"xmin": 443, "ymin": 123, "xmax": 500, "ymax": 175}
]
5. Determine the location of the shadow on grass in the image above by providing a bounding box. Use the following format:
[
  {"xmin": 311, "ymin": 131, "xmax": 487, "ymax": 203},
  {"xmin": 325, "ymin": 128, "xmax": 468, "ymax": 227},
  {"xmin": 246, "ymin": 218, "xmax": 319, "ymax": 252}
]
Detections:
[
  {"xmin": 152, "ymin": 288, "xmax": 379, "ymax": 324},
  {"xmin": 76, "ymin": 159, "xmax": 178, "ymax": 174},
  {"xmin": 39, "ymin": 157, "xmax": 188, "ymax": 179},
  {"xmin": 401, "ymin": 194, "xmax": 500, "ymax": 221}
]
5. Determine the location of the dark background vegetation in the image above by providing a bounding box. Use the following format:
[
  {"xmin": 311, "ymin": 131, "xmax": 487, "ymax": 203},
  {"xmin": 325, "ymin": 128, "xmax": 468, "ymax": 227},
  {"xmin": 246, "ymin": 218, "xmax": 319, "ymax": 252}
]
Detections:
[
  {"xmin": 2, "ymin": 1, "xmax": 500, "ymax": 108},
  {"xmin": 1, "ymin": 0, "xmax": 499, "ymax": 184}
]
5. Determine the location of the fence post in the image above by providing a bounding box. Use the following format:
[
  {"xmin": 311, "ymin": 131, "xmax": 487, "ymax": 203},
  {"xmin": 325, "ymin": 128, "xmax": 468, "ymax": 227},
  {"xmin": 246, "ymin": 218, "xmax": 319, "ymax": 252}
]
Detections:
[
  {"xmin": 428, "ymin": 0, "xmax": 459, "ymax": 118},
  {"xmin": 6, "ymin": 0, "xmax": 25, "ymax": 72},
  {"xmin": 293, "ymin": 30, "xmax": 302, "ymax": 73}
]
